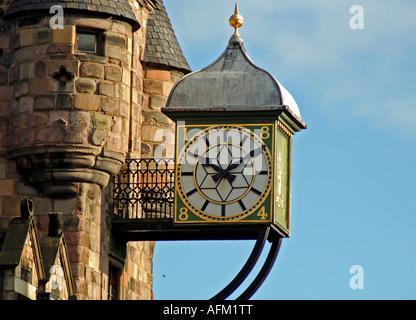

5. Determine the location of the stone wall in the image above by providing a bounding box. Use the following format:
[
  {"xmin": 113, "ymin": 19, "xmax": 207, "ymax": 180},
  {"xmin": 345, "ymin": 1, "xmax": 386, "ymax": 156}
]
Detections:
[
  {"xmin": 141, "ymin": 68, "xmax": 184, "ymax": 159},
  {"xmin": 0, "ymin": 1, "xmax": 157, "ymax": 300}
]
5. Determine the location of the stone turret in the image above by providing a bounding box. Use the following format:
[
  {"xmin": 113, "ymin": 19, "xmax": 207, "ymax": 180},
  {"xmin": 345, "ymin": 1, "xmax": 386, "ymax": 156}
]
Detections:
[
  {"xmin": 0, "ymin": 0, "xmax": 190, "ymax": 300},
  {"xmin": 1, "ymin": 0, "xmax": 148, "ymax": 196},
  {"xmin": 141, "ymin": 0, "xmax": 191, "ymax": 159}
]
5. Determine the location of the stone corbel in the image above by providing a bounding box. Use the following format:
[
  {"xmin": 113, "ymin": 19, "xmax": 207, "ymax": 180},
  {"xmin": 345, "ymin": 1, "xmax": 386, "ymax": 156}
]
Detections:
[{"xmin": 8, "ymin": 144, "xmax": 125, "ymax": 196}]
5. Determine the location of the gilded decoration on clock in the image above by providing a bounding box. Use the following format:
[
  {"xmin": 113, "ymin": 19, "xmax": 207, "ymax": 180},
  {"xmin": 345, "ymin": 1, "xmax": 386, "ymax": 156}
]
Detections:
[{"xmin": 175, "ymin": 124, "xmax": 274, "ymax": 223}]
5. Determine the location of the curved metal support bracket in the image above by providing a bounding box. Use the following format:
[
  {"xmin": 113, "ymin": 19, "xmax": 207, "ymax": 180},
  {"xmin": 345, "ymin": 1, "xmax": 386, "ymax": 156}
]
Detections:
[
  {"xmin": 236, "ymin": 236, "xmax": 282, "ymax": 300},
  {"xmin": 210, "ymin": 227, "xmax": 270, "ymax": 300}
]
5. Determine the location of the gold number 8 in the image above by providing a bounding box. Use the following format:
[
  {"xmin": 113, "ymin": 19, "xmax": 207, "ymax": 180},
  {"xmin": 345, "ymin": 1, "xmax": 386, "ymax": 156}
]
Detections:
[
  {"xmin": 179, "ymin": 207, "xmax": 189, "ymax": 221},
  {"xmin": 261, "ymin": 126, "xmax": 270, "ymax": 140}
]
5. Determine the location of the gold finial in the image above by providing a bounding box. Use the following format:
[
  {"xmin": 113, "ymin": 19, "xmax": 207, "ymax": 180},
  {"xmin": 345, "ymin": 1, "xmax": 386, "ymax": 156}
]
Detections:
[{"xmin": 229, "ymin": 3, "xmax": 244, "ymax": 37}]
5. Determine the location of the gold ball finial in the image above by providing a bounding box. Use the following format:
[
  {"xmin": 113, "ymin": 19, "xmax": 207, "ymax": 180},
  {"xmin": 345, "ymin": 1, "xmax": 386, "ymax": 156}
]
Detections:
[{"xmin": 229, "ymin": 3, "xmax": 244, "ymax": 37}]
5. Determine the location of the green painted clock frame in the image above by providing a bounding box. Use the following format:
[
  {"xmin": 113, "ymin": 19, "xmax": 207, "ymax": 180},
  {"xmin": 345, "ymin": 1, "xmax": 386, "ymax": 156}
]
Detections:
[{"xmin": 164, "ymin": 107, "xmax": 303, "ymax": 238}]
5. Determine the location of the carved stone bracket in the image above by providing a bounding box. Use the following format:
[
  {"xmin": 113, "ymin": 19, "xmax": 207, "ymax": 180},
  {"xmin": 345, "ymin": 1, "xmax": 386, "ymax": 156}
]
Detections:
[{"xmin": 8, "ymin": 144, "xmax": 125, "ymax": 196}]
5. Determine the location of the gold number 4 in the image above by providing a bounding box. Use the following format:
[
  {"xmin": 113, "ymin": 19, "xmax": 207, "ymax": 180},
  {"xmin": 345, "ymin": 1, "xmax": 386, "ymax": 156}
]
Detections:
[{"xmin": 257, "ymin": 206, "xmax": 268, "ymax": 220}]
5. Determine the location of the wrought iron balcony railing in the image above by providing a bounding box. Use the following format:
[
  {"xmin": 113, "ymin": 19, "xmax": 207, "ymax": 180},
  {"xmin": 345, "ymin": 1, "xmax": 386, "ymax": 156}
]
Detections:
[{"xmin": 113, "ymin": 158, "xmax": 175, "ymax": 220}]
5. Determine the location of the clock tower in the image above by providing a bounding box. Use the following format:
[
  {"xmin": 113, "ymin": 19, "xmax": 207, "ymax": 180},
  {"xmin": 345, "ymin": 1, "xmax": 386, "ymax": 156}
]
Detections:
[{"xmin": 163, "ymin": 5, "xmax": 306, "ymax": 238}]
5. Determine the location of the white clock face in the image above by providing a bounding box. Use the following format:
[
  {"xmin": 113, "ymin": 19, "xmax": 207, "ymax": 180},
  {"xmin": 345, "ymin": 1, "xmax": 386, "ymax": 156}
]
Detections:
[{"xmin": 177, "ymin": 125, "xmax": 272, "ymax": 221}]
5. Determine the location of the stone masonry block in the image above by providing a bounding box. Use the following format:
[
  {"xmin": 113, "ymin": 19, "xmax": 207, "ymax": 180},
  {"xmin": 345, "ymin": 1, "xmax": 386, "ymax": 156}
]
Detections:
[
  {"xmin": 141, "ymin": 124, "xmax": 161, "ymax": 142},
  {"xmin": 12, "ymin": 113, "xmax": 28, "ymax": 128},
  {"xmin": 18, "ymin": 96, "xmax": 34, "ymax": 112},
  {"xmin": 162, "ymin": 81, "xmax": 174, "ymax": 96},
  {"xmin": 119, "ymin": 100, "xmax": 129, "ymax": 118},
  {"xmin": 106, "ymin": 132, "xmax": 123, "ymax": 152},
  {"xmin": 69, "ymin": 17, "xmax": 112, "ymax": 30},
  {"xmin": 35, "ymin": 61, "xmax": 47, "ymax": 77},
  {"xmin": 48, "ymin": 44, "xmax": 73, "ymax": 55},
  {"xmin": 103, "ymin": 46, "xmax": 122, "ymax": 61},
  {"xmin": 0, "ymin": 179, "xmax": 13, "ymax": 196},
  {"xmin": 76, "ymin": 78, "xmax": 97, "ymax": 93},
  {"xmin": 19, "ymin": 28, "xmax": 33, "ymax": 47},
  {"xmin": 103, "ymin": 32, "xmax": 126, "ymax": 49},
  {"xmin": 29, "ymin": 77, "xmax": 50, "ymax": 95},
  {"xmin": 70, "ymin": 111, "xmax": 91, "ymax": 127},
  {"xmin": 57, "ymin": 94, "xmax": 74, "ymax": 109},
  {"xmin": 36, "ymin": 126, "xmax": 64, "ymax": 142},
  {"xmin": 93, "ymin": 112, "xmax": 111, "ymax": 130},
  {"xmin": 15, "ymin": 46, "xmax": 47, "ymax": 64},
  {"xmin": 0, "ymin": 161, "xmax": 6, "ymax": 179},
  {"xmin": 80, "ymin": 63, "xmax": 104, "ymax": 79},
  {"xmin": 150, "ymin": 95, "xmax": 167, "ymax": 110},
  {"xmin": 64, "ymin": 126, "xmax": 90, "ymax": 144},
  {"xmin": 19, "ymin": 127, "xmax": 36, "ymax": 145},
  {"xmin": 118, "ymin": 84, "xmax": 128, "ymax": 101},
  {"xmin": 145, "ymin": 69, "xmax": 171, "ymax": 82},
  {"xmin": 0, "ymin": 86, "xmax": 12, "ymax": 102},
  {"xmin": 143, "ymin": 79, "xmax": 162, "ymax": 95},
  {"xmin": 105, "ymin": 66, "xmax": 122, "ymax": 82},
  {"xmin": 53, "ymin": 25, "xmax": 76, "ymax": 44},
  {"xmin": 0, "ymin": 35, "xmax": 10, "ymax": 49},
  {"xmin": 0, "ymin": 71, "xmax": 9, "ymax": 86},
  {"xmin": 75, "ymin": 94, "xmax": 101, "ymax": 111},
  {"xmin": 99, "ymin": 81, "xmax": 116, "ymax": 97},
  {"xmin": 0, "ymin": 50, "xmax": 12, "ymax": 68},
  {"xmin": 28, "ymin": 112, "xmax": 48, "ymax": 126},
  {"xmin": 34, "ymin": 94, "xmax": 55, "ymax": 110},
  {"xmin": 111, "ymin": 116, "xmax": 123, "ymax": 134},
  {"xmin": 91, "ymin": 128, "xmax": 107, "ymax": 146},
  {"xmin": 34, "ymin": 27, "xmax": 52, "ymax": 45},
  {"xmin": 19, "ymin": 62, "xmax": 35, "ymax": 79},
  {"xmin": 122, "ymin": 69, "xmax": 131, "ymax": 86},
  {"xmin": 101, "ymin": 97, "xmax": 119, "ymax": 114},
  {"xmin": 14, "ymin": 81, "xmax": 29, "ymax": 98}
]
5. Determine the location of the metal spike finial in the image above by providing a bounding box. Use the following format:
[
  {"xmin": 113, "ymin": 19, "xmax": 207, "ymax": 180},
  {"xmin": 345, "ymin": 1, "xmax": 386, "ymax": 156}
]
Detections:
[{"xmin": 229, "ymin": 3, "xmax": 244, "ymax": 37}]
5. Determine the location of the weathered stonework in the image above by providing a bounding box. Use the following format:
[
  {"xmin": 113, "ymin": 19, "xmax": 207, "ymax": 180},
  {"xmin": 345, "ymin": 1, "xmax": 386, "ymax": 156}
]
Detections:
[{"xmin": 0, "ymin": 0, "xmax": 191, "ymax": 300}]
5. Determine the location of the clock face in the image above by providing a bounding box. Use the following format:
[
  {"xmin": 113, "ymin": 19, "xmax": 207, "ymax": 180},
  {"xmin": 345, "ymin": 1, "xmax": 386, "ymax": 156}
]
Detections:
[{"xmin": 176, "ymin": 125, "xmax": 273, "ymax": 222}]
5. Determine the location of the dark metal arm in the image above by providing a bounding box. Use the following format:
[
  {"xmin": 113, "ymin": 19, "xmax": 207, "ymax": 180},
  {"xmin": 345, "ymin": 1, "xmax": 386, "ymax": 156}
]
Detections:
[
  {"xmin": 236, "ymin": 236, "xmax": 282, "ymax": 300},
  {"xmin": 210, "ymin": 227, "xmax": 270, "ymax": 300}
]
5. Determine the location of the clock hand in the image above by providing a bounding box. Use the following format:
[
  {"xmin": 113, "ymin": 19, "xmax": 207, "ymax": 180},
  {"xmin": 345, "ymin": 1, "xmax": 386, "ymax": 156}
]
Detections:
[
  {"xmin": 226, "ymin": 174, "xmax": 236, "ymax": 184},
  {"xmin": 225, "ymin": 145, "xmax": 265, "ymax": 172},
  {"xmin": 193, "ymin": 153, "xmax": 222, "ymax": 172},
  {"xmin": 212, "ymin": 171, "xmax": 236, "ymax": 184},
  {"xmin": 207, "ymin": 163, "xmax": 223, "ymax": 172},
  {"xmin": 244, "ymin": 145, "xmax": 265, "ymax": 162}
]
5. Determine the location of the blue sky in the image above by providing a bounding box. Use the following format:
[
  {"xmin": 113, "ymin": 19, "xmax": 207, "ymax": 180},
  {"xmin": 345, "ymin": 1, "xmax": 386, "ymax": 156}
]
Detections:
[{"xmin": 152, "ymin": 0, "xmax": 416, "ymax": 300}]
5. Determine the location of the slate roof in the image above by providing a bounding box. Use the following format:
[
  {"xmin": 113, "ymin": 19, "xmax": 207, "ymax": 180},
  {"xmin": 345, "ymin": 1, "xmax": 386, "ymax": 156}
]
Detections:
[
  {"xmin": 5, "ymin": 0, "xmax": 140, "ymax": 30},
  {"xmin": 143, "ymin": 0, "xmax": 191, "ymax": 73}
]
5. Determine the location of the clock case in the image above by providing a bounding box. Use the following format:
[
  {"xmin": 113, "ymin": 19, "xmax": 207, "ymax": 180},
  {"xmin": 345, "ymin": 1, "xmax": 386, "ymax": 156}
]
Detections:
[
  {"xmin": 164, "ymin": 107, "xmax": 303, "ymax": 239},
  {"xmin": 161, "ymin": 35, "xmax": 305, "ymax": 240}
]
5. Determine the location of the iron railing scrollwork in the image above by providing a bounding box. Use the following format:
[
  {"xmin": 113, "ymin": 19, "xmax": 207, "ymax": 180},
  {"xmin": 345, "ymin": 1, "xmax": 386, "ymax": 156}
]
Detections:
[{"xmin": 113, "ymin": 158, "xmax": 175, "ymax": 220}]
